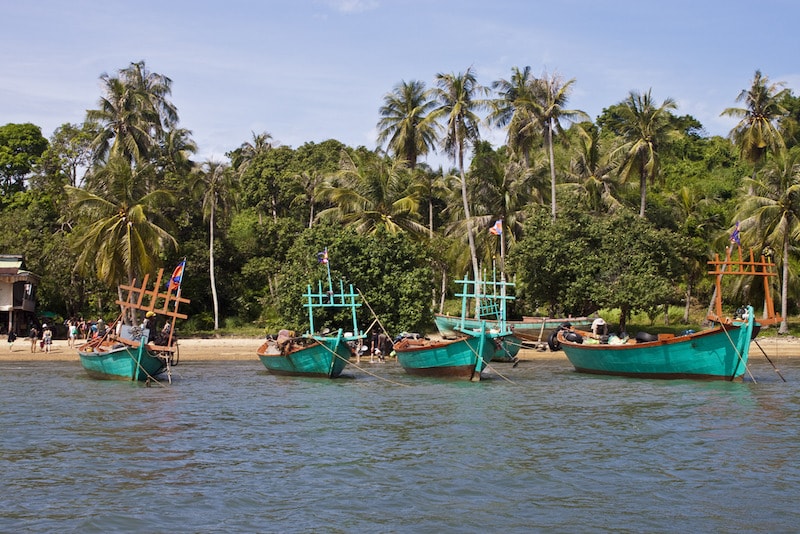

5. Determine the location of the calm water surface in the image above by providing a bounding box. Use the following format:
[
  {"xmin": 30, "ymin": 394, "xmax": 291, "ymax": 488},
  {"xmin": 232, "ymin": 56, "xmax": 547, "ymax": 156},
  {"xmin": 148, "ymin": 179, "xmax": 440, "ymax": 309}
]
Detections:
[{"xmin": 2, "ymin": 356, "xmax": 799, "ymax": 533}]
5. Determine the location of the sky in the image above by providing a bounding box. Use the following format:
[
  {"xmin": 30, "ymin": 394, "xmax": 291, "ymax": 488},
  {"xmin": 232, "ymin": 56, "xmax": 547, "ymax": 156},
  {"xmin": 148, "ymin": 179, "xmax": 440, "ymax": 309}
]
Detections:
[{"xmin": 2, "ymin": 0, "xmax": 799, "ymax": 169}]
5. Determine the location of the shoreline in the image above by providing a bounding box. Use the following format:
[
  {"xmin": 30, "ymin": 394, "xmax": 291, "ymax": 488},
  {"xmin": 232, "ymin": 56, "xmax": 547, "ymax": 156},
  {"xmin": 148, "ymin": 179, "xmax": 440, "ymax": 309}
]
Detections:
[{"xmin": 2, "ymin": 334, "xmax": 800, "ymax": 362}]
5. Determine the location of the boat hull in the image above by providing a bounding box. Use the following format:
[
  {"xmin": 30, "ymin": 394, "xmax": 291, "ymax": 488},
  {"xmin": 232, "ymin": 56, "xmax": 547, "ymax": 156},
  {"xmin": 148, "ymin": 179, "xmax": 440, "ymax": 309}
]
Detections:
[
  {"xmin": 257, "ymin": 339, "xmax": 351, "ymax": 378},
  {"xmin": 79, "ymin": 344, "xmax": 167, "ymax": 381},
  {"xmin": 395, "ymin": 336, "xmax": 495, "ymax": 379},
  {"xmin": 434, "ymin": 313, "xmax": 590, "ymax": 357},
  {"xmin": 559, "ymin": 318, "xmax": 754, "ymax": 380}
]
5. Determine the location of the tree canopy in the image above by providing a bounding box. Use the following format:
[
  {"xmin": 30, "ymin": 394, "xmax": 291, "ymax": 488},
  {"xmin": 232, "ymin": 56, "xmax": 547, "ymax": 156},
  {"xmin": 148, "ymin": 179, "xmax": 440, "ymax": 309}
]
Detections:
[{"xmin": 2, "ymin": 62, "xmax": 799, "ymax": 337}]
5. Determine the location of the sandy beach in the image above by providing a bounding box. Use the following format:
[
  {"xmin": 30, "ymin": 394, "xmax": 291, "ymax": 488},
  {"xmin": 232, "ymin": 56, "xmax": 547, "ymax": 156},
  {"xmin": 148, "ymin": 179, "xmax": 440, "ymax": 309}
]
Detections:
[{"xmin": 3, "ymin": 334, "xmax": 800, "ymax": 362}]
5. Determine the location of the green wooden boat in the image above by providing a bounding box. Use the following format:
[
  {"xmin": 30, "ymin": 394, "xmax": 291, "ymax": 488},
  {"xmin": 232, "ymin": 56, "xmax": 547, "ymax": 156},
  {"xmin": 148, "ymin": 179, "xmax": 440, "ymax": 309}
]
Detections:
[
  {"xmin": 79, "ymin": 332, "xmax": 172, "ymax": 381},
  {"xmin": 257, "ymin": 329, "xmax": 356, "ymax": 378},
  {"xmin": 257, "ymin": 251, "xmax": 365, "ymax": 378},
  {"xmin": 557, "ymin": 248, "xmax": 780, "ymax": 380},
  {"xmin": 433, "ymin": 314, "xmax": 521, "ymax": 361},
  {"xmin": 434, "ymin": 313, "xmax": 593, "ymax": 355},
  {"xmin": 78, "ymin": 265, "xmax": 190, "ymax": 383},
  {"xmin": 557, "ymin": 308, "xmax": 755, "ymax": 379},
  {"xmin": 396, "ymin": 276, "xmax": 514, "ymax": 380}
]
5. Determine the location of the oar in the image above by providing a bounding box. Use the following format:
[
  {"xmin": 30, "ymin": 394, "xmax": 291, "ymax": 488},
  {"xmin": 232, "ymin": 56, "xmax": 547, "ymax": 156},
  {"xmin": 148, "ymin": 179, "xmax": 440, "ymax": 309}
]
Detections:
[{"xmin": 752, "ymin": 339, "xmax": 787, "ymax": 382}]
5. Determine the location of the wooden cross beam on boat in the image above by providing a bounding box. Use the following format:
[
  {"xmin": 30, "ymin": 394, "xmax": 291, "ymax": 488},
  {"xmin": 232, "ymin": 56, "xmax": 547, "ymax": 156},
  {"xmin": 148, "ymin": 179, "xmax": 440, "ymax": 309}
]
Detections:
[
  {"xmin": 115, "ymin": 268, "xmax": 191, "ymax": 321},
  {"xmin": 707, "ymin": 247, "xmax": 780, "ymax": 325}
]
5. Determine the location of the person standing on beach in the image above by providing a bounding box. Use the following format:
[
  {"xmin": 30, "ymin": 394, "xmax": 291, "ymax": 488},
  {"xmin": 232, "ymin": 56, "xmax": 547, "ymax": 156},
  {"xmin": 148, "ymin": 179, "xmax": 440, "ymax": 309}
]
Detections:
[
  {"xmin": 7, "ymin": 330, "xmax": 16, "ymax": 351},
  {"xmin": 42, "ymin": 324, "xmax": 53, "ymax": 353},
  {"xmin": 68, "ymin": 319, "xmax": 79, "ymax": 348},
  {"xmin": 28, "ymin": 325, "xmax": 38, "ymax": 353}
]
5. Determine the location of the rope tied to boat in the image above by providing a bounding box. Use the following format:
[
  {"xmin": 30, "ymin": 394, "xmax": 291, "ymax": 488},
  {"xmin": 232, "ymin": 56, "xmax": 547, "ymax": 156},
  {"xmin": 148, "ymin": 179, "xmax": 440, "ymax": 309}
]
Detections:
[
  {"xmin": 315, "ymin": 339, "xmax": 410, "ymax": 387},
  {"xmin": 719, "ymin": 321, "xmax": 756, "ymax": 383}
]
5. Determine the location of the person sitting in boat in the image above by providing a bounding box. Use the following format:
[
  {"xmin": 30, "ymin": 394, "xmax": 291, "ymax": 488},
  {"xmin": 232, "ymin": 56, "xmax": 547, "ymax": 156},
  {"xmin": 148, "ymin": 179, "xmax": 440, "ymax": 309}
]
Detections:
[
  {"xmin": 276, "ymin": 329, "xmax": 295, "ymax": 355},
  {"xmin": 591, "ymin": 317, "xmax": 607, "ymax": 337},
  {"xmin": 96, "ymin": 318, "xmax": 107, "ymax": 338},
  {"xmin": 141, "ymin": 311, "xmax": 157, "ymax": 342}
]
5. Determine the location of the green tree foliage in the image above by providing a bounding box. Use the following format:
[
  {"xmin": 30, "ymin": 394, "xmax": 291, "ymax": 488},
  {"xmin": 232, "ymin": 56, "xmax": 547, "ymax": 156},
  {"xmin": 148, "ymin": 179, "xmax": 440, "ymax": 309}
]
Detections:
[
  {"xmin": 277, "ymin": 226, "xmax": 433, "ymax": 336},
  {"xmin": 607, "ymin": 89, "xmax": 679, "ymax": 218},
  {"xmin": 315, "ymin": 149, "xmax": 427, "ymax": 236},
  {"xmin": 722, "ymin": 70, "xmax": 789, "ymax": 169},
  {"xmin": 66, "ymin": 154, "xmax": 177, "ymax": 287},
  {"xmin": 0, "ymin": 123, "xmax": 49, "ymax": 195},
  {"xmin": 376, "ymin": 79, "xmax": 439, "ymax": 169},
  {"xmin": 430, "ymin": 67, "xmax": 488, "ymax": 284},
  {"xmin": 239, "ymin": 145, "xmax": 296, "ymax": 221},
  {"xmin": 735, "ymin": 147, "xmax": 800, "ymax": 333},
  {"xmin": 511, "ymin": 206, "xmax": 686, "ymax": 330},
  {"xmin": 87, "ymin": 61, "xmax": 179, "ymax": 165},
  {"xmin": 10, "ymin": 64, "xmax": 800, "ymax": 335}
]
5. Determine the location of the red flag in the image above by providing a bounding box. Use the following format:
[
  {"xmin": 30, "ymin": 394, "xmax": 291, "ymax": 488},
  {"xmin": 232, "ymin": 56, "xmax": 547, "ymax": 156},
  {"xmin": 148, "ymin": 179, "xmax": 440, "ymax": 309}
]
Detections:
[{"xmin": 167, "ymin": 260, "xmax": 185, "ymax": 291}]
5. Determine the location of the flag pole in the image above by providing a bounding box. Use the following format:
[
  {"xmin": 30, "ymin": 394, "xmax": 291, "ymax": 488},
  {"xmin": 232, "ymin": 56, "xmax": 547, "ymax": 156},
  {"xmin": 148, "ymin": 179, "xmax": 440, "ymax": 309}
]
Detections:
[{"xmin": 166, "ymin": 258, "xmax": 186, "ymax": 347}]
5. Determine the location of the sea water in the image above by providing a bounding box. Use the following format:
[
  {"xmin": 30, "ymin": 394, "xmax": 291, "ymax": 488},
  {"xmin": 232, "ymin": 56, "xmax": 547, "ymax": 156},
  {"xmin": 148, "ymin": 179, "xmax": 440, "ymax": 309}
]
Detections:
[{"xmin": 2, "ymin": 356, "xmax": 799, "ymax": 533}]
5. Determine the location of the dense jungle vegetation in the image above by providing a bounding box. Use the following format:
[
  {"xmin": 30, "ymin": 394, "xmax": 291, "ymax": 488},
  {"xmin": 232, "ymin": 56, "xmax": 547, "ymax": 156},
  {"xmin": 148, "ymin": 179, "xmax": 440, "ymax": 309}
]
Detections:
[{"xmin": 2, "ymin": 61, "xmax": 799, "ymax": 337}]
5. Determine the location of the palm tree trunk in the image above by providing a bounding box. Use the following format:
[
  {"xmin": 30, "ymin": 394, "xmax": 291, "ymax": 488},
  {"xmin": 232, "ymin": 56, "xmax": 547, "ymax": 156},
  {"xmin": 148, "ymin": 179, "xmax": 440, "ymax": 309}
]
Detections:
[
  {"xmin": 459, "ymin": 146, "xmax": 480, "ymax": 285},
  {"xmin": 547, "ymin": 121, "xmax": 557, "ymax": 220},
  {"xmin": 639, "ymin": 176, "xmax": 647, "ymax": 217},
  {"xmin": 209, "ymin": 202, "xmax": 220, "ymax": 331},
  {"xmin": 683, "ymin": 286, "xmax": 691, "ymax": 324},
  {"xmin": 439, "ymin": 269, "xmax": 447, "ymax": 314},
  {"xmin": 780, "ymin": 235, "xmax": 789, "ymax": 334},
  {"xmin": 429, "ymin": 197, "xmax": 434, "ymax": 238}
]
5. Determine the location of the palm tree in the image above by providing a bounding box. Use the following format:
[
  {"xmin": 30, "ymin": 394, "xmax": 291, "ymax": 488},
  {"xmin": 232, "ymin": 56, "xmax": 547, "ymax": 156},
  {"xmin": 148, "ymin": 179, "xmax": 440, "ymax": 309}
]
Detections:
[
  {"xmin": 721, "ymin": 70, "xmax": 789, "ymax": 174},
  {"xmin": 67, "ymin": 154, "xmax": 177, "ymax": 289},
  {"xmin": 429, "ymin": 67, "xmax": 488, "ymax": 283},
  {"xmin": 611, "ymin": 89, "xmax": 678, "ymax": 218},
  {"xmin": 469, "ymin": 157, "xmax": 541, "ymax": 267},
  {"xmin": 315, "ymin": 150, "xmax": 427, "ymax": 237},
  {"xmin": 87, "ymin": 74, "xmax": 153, "ymax": 164},
  {"xmin": 667, "ymin": 185, "xmax": 720, "ymax": 323},
  {"xmin": 526, "ymin": 71, "xmax": 589, "ymax": 220},
  {"xmin": 86, "ymin": 61, "xmax": 179, "ymax": 166},
  {"xmin": 735, "ymin": 148, "xmax": 800, "ymax": 334},
  {"xmin": 120, "ymin": 61, "xmax": 178, "ymax": 131},
  {"xmin": 232, "ymin": 131, "xmax": 274, "ymax": 173},
  {"xmin": 565, "ymin": 122, "xmax": 621, "ymax": 214},
  {"xmin": 376, "ymin": 80, "xmax": 440, "ymax": 169},
  {"xmin": 412, "ymin": 165, "xmax": 456, "ymax": 238},
  {"xmin": 289, "ymin": 170, "xmax": 326, "ymax": 228},
  {"xmin": 489, "ymin": 66, "xmax": 539, "ymax": 167},
  {"xmin": 159, "ymin": 127, "xmax": 197, "ymax": 180},
  {"xmin": 192, "ymin": 160, "xmax": 237, "ymax": 331}
]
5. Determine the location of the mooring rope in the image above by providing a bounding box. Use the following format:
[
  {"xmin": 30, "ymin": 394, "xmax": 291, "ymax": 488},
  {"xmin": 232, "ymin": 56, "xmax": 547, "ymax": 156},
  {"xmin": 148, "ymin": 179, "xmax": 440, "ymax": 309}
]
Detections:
[
  {"xmin": 719, "ymin": 322, "xmax": 756, "ymax": 383},
  {"xmin": 752, "ymin": 338, "xmax": 787, "ymax": 382},
  {"xmin": 482, "ymin": 360, "xmax": 517, "ymax": 384},
  {"xmin": 300, "ymin": 337, "xmax": 411, "ymax": 387}
]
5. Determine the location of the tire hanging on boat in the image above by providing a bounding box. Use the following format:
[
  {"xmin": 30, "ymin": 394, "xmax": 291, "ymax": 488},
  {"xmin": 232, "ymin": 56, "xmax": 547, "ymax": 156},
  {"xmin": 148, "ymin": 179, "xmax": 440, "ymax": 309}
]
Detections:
[{"xmin": 547, "ymin": 330, "xmax": 561, "ymax": 352}]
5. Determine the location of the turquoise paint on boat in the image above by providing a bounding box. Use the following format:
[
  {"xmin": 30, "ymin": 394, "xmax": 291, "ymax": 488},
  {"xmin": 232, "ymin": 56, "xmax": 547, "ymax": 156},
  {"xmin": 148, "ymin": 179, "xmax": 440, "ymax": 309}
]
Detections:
[
  {"xmin": 397, "ymin": 276, "xmax": 514, "ymax": 380},
  {"xmin": 79, "ymin": 344, "xmax": 167, "ymax": 381},
  {"xmin": 257, "ymin": 330, "xmax": 354, "ymax": 378},
  {"xmin": 557, "ymin": 248, "xmax": 781, "ymax": 381},
  {"xmin": 559, "ymin": 308, "xmax": 755, "ymax": 380},
  {"xmin": 77, "ymin": 265, "xmax": 190, "ymax": 383},
  {"xmin": 434, "ymin": 313, "xmax": 592, "ymax": 356},
  {"xmin": 395, "ymin": 327, "xmax": 497, "ymax": 379},
  {"xmin": 257, "ymin": 252, "xmax": 365, "ymax": 379}
]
